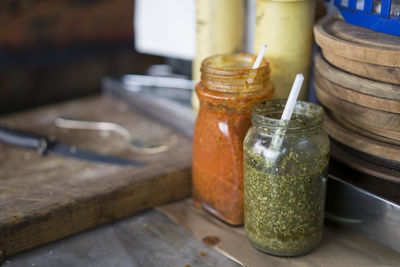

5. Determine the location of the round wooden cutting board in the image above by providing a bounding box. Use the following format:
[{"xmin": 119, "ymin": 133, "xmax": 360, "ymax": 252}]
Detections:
[
  {"xmin": 314, "ymin": 15, "xmax": 400, "ymax": 67},
  {"xmin": 314, "ymin": 71, "xmax": 400, "ymax": 114},
  {"xmin": 339, "ymin": 115, "xmax": 400, "ymax": 142},
  {"xmin": 329, "ymin": 112, "xmax": 400, "ymax": 146},
  {"xmin": 314, "ymin": 83, "xmax": 400, "ymax": 132},
  {"xmin": 330, "ymin": 139, "xmax": 400, "ymax": 184},
  {"xmin": 321, "ymin": 50, "xmax": 400, "ymax": 85},
  {"xmin": 314, "ymin": 52, "xmax": 400, "ymax": 101},
  {"xmin": 324, "ymin": 113, "xmax": 400, "ymax": 162}
]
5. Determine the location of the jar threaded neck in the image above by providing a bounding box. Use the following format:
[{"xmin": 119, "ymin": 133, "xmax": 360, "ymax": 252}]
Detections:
[
  {"xmin": 251, "ymin": 99, "xmax": 324, "ymax": 134},
  {"xmin": 201, "ymin": 53, "xmax": 271, "ymax": 95}
]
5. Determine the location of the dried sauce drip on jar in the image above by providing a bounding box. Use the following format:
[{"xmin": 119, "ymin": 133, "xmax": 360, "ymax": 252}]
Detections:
[{"xmin": 192, "ymin": 53, "xmax": 274, "ymax": 225}]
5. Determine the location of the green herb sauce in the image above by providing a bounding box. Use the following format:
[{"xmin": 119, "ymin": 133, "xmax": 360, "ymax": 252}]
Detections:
[{"xmin": 244, "ymin": 149, "xmax": 329, "ymax": 256}]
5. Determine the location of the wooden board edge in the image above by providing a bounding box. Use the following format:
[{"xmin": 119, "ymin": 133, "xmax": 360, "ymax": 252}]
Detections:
[
  {"xmin": 314, "ymin": 15, "xmax": 400, "ymax": 67},
  {"xmin": 314, "ymin": 51, "xmax": 400, "ymax": 97},
  {"xmin": 341, "ymin": 117, "xmax": 400, "ymax": 143},
  {"xmin": 329, "ymin": 112, "xmax": 400, "ymax": 145},
  {"xmin": 0, "ymin": 168, "xmax": 192, "ymax": 258},
  {"xmin": 314, "ymin": 82, "xmax": 400, "ymax": 132},
  {"xmin": 330, "ymin": 139, "xmax": 400, "ymax": 183},
  {"xmin": 324, "ymin": 114, "xmax": 400, "ymax": 162},
  {"xmin": 321, "ymin": 49, "xmax": 400, "ymax": 86},
  {"xmin": 314, "ymin": 70, "xmax": 400, "ymax": 114}
]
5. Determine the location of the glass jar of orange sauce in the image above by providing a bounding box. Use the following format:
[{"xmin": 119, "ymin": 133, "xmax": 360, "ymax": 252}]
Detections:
[{"xmin": 192, "ymin": 53, "xmax": 274, "ymax": 225}]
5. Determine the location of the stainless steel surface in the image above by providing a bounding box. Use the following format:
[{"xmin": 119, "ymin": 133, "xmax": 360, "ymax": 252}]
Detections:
[
  {"xmin": 102, "ymin": 76, "xmax": 196, "ymax": 137},
  {"xmin": 326, "ymin": 159, "xmax": 400, "ymax": 253},
  {"xmin": 122, "ymin": 74, "xmax": 195, "ymax": 91},
  {"xmin": 4, "ymin": 210, "xmax": 240, "ymax": 267},
  {"xmin": 55, "ymin": 117, "xmax": 177, "ymax": 154}
]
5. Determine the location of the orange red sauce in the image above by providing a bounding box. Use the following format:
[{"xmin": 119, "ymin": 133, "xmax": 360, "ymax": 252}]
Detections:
[{"xmin": 192, "ymin": 81, "xmax": 274, "ymax": 225}]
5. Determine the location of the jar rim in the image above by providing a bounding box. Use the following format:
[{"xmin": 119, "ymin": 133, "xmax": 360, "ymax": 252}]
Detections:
[
  {"xmin": 201, "ymin": 53, "xmax": 270, "ymax": 76},
  {"xmin": 200, "ymin": 53, "xmax": 272, "ymax": 94},
  {"xmin": 251, "ymin": 99, "xmax": 325, "ymax": 132}
]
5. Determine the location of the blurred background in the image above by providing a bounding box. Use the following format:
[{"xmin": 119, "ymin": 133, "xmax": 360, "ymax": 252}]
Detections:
[
  {"xmin": 0, "ymin": 0, "xmax": 331, "ymax": 115},
  {"xmin": 0, "ymin": 0, "xmax": 166, "ymax": 115}
]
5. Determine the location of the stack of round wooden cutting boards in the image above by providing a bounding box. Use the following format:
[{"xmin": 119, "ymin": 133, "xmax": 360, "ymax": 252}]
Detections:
[{"xmin": 313, "ymin": 15, "xmax": 400, "ymax": 182}]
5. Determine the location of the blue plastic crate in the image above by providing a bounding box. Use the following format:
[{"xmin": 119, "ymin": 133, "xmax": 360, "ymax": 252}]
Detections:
[{"xmin": 334, "ymin": 0, "xmax": 400, "ymax": 36}]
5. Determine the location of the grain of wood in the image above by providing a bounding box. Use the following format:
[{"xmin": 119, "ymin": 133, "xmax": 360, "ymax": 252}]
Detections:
[
  {"xmin": 314, "ymin": 15, "xmax": 400, "ymax": 67},
  {"xmin": 314, "ymin": 82, "xmax": 400, "ymax": 132},
  {"xmin": 322, "ymin": 50, "xmax": 400, "ymax": 85},
  {"xmin": 314, "ymin": 52, "xmax": 400, "ymax": 100},
  {"xmin": 329, "ymin": 112, "xmax": 400, "ymax": 145},
  {"xmin": 157, "ymin": 199, "xmax": 400, "ymax": 267},
  {"xmin": 331, "ymin": 18, "xmax": 400, "ymax": 50},
  {"xmin": 330, "ymin": 140, "xmax": 400, "ymax": 183},
  {"xmin": 5, "ymin": 210, "xmax": 239, "ymax": 267},
  {"xmin": 323, "ymin": 113, "xmax": 400, "ymax": 162},
  {"xmin": 339, "ymin": 115, "xmax": 400, "ymax": 143},
  {"xmin": 0, "ymin": 96, "xmax": 192, "ymax": 258},
  {"xmin": 314, "ymin": 70, "xmax": 400, "ymax": 114}
]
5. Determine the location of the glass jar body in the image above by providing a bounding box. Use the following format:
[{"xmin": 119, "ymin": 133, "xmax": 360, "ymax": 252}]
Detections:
[
  {"xmin": 243, "ymin": 100, "xmax": 330, "ymax": 256},
  {"xmin": 192, "ymin": 53, "xmax": 274, "ymax": 225}
]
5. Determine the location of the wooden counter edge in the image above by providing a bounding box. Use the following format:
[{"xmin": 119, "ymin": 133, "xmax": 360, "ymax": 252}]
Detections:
[{"xmin": 0, "ymin": 167, "xmax": 191, "ymax": 259}]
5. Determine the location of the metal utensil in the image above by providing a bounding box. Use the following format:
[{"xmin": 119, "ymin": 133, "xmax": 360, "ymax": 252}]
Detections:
[
  {"xmin": 55, "ymin": 117, "xmax": 177, "ymax": 154},
  {"xmin": 0, "ymin": 126, "xmax": 144, "ymax": 166}
]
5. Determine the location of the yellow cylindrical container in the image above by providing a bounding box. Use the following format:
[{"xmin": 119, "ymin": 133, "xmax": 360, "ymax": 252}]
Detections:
[
  {"xmin": 191, "ymin": 0, "xmax": 245, "ymax": 111},
  {"xmin": 254, "ymin": 0, "xmax": 316, "ymax": 100}
]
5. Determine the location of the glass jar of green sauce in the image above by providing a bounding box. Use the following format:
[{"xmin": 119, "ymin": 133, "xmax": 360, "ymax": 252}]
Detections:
[{"xmin": 243, "ymin": 99, "xmax": 330, "ymax": 257}]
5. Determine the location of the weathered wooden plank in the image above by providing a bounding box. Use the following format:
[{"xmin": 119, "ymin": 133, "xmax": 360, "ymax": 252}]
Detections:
[
  {"xmin": 157, "ymin": 199, "xmax": 400, "ymax": 266},
  {"xmin": 0, "ymin": 96, "xmax": 192, "ymax": 258},
  {"xmin": 4, "ymin": 210, "xmax": 239, "ymax": 267}
]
